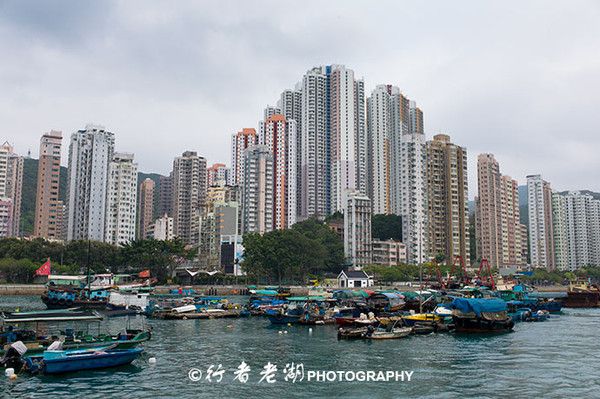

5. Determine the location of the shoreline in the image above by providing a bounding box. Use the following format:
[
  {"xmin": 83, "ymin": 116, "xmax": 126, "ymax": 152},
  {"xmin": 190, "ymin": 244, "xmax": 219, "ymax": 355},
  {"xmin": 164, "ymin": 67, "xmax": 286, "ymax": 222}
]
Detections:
[{"xmin": 0, "ymin": 284, "xmax": 569, "ymax": 296}]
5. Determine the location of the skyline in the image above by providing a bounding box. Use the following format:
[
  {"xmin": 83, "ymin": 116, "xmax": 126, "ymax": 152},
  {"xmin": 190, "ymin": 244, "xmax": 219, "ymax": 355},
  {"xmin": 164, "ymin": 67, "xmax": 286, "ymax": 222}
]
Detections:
[{"xmin": 2, "ymin": 1, "xmax": 600, "ymax": 198}]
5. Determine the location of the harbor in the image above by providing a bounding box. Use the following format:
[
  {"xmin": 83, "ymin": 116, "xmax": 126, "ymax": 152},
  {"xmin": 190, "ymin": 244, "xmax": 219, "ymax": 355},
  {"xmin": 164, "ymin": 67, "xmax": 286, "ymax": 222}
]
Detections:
[{"xmin": 0, "ymin": 286, "xmax": 600, "ymax": 398}]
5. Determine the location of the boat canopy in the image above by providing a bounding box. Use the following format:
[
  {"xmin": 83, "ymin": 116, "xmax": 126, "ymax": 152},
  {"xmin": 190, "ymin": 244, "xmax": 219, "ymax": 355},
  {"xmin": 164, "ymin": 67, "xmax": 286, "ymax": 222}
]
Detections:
[
  {"xmin": 287, "ymin": 296, "xmax": 327, "ymax": 301},
  {"xmin": 334, "ymin": 290, "xmax": 371, "ymax": 299},
  {"xmin": 1, "ymin": 309, "xmax": 104, "ymax": 323},
  {"xmin": 448, "ymin": 298, "xmax": 508, "ymax": 316}
]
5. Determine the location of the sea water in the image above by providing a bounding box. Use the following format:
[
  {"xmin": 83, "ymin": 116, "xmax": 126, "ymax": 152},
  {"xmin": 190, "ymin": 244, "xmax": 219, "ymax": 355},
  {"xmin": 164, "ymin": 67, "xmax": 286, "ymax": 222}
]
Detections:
[{"xmin": 1, "ymin": 295, "xmax": 599, "ymax": 398}]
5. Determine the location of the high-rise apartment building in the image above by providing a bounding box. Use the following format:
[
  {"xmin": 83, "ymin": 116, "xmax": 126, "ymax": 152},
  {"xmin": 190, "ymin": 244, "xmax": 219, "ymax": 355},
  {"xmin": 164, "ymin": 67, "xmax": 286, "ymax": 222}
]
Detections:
[
  {"xmin": 34, "ymin": 131, "xmax": 62, "ymax": 239},
  {"xmin": 527, "ymin": 174, "xmax": 555, "ymax": 270},
  {"xmin": 0, "ymin": 142, "xmax": 23, "ymax": 237},
  {"xmin": 157, "ymin": 172, "xmax": 173, "ymax": 218},
  {"xmin": 565, "ymin": 191, "xmax": 600, "ymax": 270},
  {"xmin": 231, "ymin": 128, "xmax": 258, "ymax": 186},
  {"xmin": 241, "ymin": 145, "xmax": 273, "ymax": 234},
  {"xmin": 138, "ymin": 178, "xmax": 155, "ymax": 240},
  {"xmin": 105, "ymin": 153, "xmax": 138, "ymax": 246},
  {"xmin": 426, "ymin": 134, "xmax": 470, "ymax": 265},
  {"xmin": 299, "ymin": 65, "xmax": 366, "ymax": 218},
  {"xmin": 366, "ymin": 85, "xmax": 392, "ymax": 215},
  {"xmin": 172, "ymin": 151, "xmax": 206, "ymax": 247},
  {"xmin": 399, "ymin": 133, "xmax": 428, "ymax": 264},
  {"xmin": 66, "ymin": 125, "xmax": 115, "ymax": 241},
  {"xmin": 344, "ymin": 191, "xmax": 372, "ymax": 270},
  {"xmin": 475, "ymin": 154, "xmax": 525, "ymax": 268},
  {"xmin": 206, "ymin": 163, "xmax": 230, "ymax": 188},
  {"xmin": 260, "ymin": 114, "xmax": 297, "ymax": 229},
  {"xmin": 552, "ymin": 191, "xmax": 569, "ymax": 270}
]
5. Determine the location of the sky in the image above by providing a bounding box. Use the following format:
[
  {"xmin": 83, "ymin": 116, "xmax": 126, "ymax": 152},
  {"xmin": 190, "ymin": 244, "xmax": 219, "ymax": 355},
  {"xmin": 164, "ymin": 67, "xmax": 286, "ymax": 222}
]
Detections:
[{"xmin": 1, "ymin": 1, "xmax": 599, "ymax": 199}]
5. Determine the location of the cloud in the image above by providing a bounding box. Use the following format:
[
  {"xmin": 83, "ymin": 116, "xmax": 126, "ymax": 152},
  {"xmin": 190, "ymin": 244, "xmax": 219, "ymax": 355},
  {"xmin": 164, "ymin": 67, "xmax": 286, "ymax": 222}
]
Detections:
[{"xmin": 1, "ymin": 0, "xmax": 599, "ymax": 198}]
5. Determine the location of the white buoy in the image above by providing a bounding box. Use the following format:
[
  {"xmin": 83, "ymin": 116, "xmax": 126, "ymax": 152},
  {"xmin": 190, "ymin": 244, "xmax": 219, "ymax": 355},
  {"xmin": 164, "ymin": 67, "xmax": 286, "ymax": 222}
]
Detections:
[
  {"xmin": 278, "ymin": 331, "xmax": 283, "ymax": 334},
  {"xmin": 284, "ymin": 331, "xmax": 288, "ymax": 334},
  {"xmin": 148, "ymin": 357, "xmax": 156, "ymax": 364},
  {"xmin": 5, "ymin": 368, "xmax": 15, "ymax": 377},
  {"xmin": 308, "ymin": 328, "xmax": 313, "ymax": 335}
]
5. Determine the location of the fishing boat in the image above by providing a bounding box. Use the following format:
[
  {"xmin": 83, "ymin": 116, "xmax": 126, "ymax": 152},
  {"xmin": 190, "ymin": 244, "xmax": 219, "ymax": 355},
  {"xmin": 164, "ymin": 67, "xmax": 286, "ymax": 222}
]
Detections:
[
  {"xmin": 0, "ymin": 309, "xmax": 151, "ymax": 356},
  {"xmin": 448, "ymin": 297, "xmax": 514, "ymax": 333},
  {"xmin": 265, "ymin": 308, "xmax": 303, "ymax": 324},
  {"xmin": 400, "ymin": 312, "xmax": 441, "ymax": 327},
  {"xmin": 562, "ymin": 279, "xmax": 600, "ymax": 308},
  {"xmin": 24, "ymin": 346, "xmax": 143, "ymax": 374}
]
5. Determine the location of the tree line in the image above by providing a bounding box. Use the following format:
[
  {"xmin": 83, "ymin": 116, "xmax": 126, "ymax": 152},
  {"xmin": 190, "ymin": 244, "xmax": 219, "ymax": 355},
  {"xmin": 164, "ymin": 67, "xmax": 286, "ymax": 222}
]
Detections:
[{"xmin": 0, "ymin": 237, "xmax": 194, "ymax": 284}]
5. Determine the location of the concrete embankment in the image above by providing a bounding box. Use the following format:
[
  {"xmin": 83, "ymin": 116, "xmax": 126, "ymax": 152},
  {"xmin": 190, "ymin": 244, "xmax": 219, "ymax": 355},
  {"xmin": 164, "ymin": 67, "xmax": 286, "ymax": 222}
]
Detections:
[{"xmin": 0, "ymin": 285, "xmax": 46, "ymax": 295}]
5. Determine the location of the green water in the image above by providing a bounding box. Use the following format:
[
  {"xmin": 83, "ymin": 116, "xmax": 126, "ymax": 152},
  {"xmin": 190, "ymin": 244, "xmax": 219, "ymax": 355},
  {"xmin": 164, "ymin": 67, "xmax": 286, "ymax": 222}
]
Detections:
[{"xmin": 1, "ymin": 296, "xmax": 599, "ymax": 398}]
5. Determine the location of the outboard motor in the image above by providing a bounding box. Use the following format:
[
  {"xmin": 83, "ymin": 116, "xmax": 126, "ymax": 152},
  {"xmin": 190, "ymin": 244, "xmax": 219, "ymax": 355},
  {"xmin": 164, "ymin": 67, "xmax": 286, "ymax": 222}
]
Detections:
[{"xmin": 0, "ymin": 341, "xmax": 27, "ymax": 371}]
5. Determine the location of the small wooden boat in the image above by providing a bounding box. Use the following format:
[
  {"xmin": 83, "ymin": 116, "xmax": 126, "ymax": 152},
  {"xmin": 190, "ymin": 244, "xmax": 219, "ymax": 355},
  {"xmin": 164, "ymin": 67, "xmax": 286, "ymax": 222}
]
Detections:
[
  {"xmin": 362, "ymin": 323, "xmax": 412, "ymax": 340},
  {"xmin": 25, "ymin": 347, "xmax": 143, "ymax": 374},
  {"xmin": 337, "ymin": 326, "xmax": 369, "ymax": 340}
]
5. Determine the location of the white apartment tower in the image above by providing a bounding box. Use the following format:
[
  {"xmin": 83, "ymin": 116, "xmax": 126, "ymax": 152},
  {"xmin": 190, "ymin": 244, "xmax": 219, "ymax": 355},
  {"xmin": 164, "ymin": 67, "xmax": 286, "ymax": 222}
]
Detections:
[
  {"xmin": 565, "ymin": 191, "xmax": 600, "ymax": 270},
  {"xmin": 66, "ymin": 125, "xmax": 115, "ymax": 241},
  {"xmin": 552, "ymin": 191, "xmax": 569, "ymax": 271},
  {"xmin": 400, "ymin": 132, "xmax": 428, "ymax": 264},
  {"xmin": 105, "ymin": 153, "xmax": 138, "ymax": 246},
  {"xmin": 299, "ymin": 65, "xmax": 367, "ymax": 218},
  {"xmin": 0, "ymin": 143, "xmax": 23, "ymax": 237},
  {"xmin": 527, "ymin": 174, "xmax": 555, "ymax": 270}
]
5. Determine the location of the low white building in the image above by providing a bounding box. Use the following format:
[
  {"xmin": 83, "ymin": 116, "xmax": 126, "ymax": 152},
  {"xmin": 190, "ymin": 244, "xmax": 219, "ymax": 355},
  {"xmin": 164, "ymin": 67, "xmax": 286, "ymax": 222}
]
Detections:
[{"xmin": 337, "ymin": 270, "xmax": 373, "ymax": 288}]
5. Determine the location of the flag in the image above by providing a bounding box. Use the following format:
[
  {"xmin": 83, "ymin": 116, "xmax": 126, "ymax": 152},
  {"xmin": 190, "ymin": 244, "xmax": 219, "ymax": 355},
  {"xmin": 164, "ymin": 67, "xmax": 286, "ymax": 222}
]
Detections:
[
  {"xmin": 139, "ymin": 269, "xmax": 150, "ymax": 278},
  {"xmin": 35, "ymin": 259, "xmax": 51, "ymax": 276}
]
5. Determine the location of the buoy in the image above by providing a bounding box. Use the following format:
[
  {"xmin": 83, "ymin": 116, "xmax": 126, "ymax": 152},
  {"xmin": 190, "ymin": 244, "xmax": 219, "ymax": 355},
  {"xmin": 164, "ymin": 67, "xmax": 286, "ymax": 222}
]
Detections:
[
  {"xmin": 148, "ymin": 357, "xmax": 156, "ymax": 364},
  {"xmin": 227, "ymin": 325, "xmax": 233, "ymax": 328},
  {"xmin": 9, "ymin": 374, "xmax": 18, "ymax": 380},
  {"xmin": 278, "ymin": 331, "xmax": 283, "ymax": 334},
  {"xmin": 234, "ymin": 290, "xmax": 238, "ymax": 294},
  {"xmin": 287, "ymin": 323, "xmax": 291, "ymax": 326},
  {"xmin": 284, "ymin": 331, "xmax": 288, "ymax": 334},
  {"xmin": 5, "ymin": 368, "xmax": 15, "ymax": 377},
  {"xmin": 182, "ymin": 316, "xmax": 188, "ymax": 320},
  {"xmin": 308, "ymin": 328, "xmax": 313, "ymax": 334}
]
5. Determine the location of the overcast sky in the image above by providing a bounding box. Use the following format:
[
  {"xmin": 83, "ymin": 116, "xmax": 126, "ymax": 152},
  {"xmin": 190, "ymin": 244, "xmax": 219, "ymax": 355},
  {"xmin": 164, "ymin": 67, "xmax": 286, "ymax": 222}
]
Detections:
[{"xmin": 1, "ymin": 1, "xmax": 599, "ymax": 198}]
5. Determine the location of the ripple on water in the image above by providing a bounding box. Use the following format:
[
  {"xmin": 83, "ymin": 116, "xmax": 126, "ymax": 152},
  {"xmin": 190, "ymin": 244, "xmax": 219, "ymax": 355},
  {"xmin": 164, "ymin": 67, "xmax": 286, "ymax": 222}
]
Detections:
[{"xmin": 2, "ymin": 297, "xmax": 600, "ymax": 398}]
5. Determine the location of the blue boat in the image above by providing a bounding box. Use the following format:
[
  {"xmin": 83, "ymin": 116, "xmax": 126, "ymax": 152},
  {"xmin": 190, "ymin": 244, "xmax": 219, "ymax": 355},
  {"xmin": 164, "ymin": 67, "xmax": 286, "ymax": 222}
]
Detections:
[
  {"xmin": 265, "ymin": 308, "xmax": 303, "ymax": 324},
  {"xmin": 25, "ymin": 347, "xmax": 143, "ymax": 374}
]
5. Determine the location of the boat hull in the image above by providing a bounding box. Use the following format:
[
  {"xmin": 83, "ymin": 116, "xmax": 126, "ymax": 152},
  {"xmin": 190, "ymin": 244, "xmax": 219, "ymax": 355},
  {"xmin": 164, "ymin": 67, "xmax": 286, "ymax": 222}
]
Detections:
[
  {"xmin": 562, "ymin": 291, "xmax": 599, "ymax": 308},
  {"xmin": 266, "ymin": 313, "xmax": 301, "ymax": 324},
  {"xmin": 26, "ymin": 349, "xmax": 143, "ymax": 374},
  {"xmin": 453, "ymin": 316, "xmax": 514, "ymax": 333}
]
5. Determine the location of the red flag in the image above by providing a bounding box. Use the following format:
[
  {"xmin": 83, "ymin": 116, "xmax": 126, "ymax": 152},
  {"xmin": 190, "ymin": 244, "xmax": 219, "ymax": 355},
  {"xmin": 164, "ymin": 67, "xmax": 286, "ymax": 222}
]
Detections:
[
  {"xmin": 139, "ymin": 269, "xmax": 150, "ymax": 278},
  {"xmin": 36, "ymin": 259, "xmax": 51, "ymax": 275}
]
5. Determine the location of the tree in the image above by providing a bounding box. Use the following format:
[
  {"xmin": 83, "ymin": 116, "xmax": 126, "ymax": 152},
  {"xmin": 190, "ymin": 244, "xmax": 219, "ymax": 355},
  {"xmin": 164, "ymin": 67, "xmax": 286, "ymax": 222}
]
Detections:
[{"xmin": 371, "ymin": 214, "xmax": 402, "ymax": 241}]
